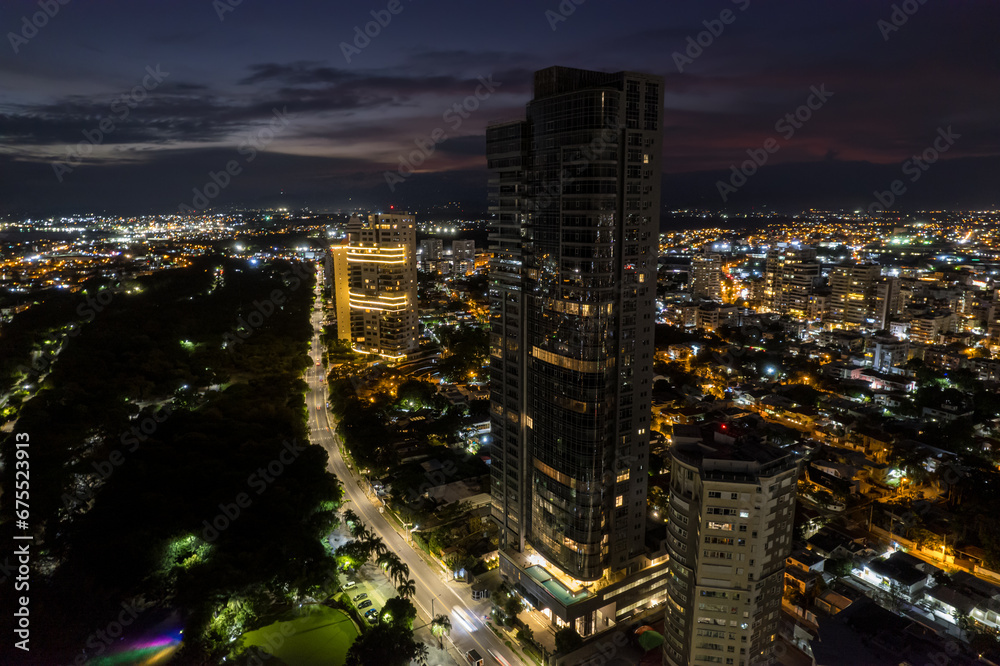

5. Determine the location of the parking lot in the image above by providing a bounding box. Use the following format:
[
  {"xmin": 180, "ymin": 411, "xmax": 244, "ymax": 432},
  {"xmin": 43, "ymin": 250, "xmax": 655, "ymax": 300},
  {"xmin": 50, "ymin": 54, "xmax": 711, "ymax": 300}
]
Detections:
[{"xmin": 339, "ymin": 548, "xmax": 400, "ymax": 624}]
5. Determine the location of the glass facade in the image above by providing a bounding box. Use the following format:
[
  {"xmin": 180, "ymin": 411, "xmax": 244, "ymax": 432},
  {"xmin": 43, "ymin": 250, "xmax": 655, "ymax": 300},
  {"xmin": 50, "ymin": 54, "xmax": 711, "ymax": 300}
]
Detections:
[{"xmin": 487, "ymin": 67, "xmax": 663, "ymax": 581}]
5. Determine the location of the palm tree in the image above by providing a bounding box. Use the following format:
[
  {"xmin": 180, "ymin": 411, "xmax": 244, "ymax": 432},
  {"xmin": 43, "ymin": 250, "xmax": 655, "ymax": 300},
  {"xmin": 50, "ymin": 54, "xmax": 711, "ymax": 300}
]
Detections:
[
  {"xmin": 430, "ymin": 614, "xmax": 452, "ymax": 649},
  {"xmin": 376, "ymin": 552, "xmax": 391, "ymax": 570},
  {"xmin": 413, "ymin": 642, "xmax": 430, "ymax": 666},
  {"xmin": 377, "ymin": 552, "xmax": 398, "ymax": 575},
  {"xmin": 391, "ymin": 562, "xmax": 410, "ymax": 586},
  {"xmin": 369, "ymin": 537, "xmax": 388, "ymax": 560},
  {"xmin": 396, "ymin": 578, "xmax": 417, "ymax": 600},
  {"xmin": 343, "ymin": 510, "xmax": 364, "ymax": 538}
]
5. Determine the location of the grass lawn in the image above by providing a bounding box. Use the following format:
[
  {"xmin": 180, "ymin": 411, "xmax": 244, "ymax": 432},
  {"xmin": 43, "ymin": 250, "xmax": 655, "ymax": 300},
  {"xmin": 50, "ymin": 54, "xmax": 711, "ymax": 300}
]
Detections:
[{"xmin": 241, "ymin": 605, "xmax": 360, "ymax": 666}]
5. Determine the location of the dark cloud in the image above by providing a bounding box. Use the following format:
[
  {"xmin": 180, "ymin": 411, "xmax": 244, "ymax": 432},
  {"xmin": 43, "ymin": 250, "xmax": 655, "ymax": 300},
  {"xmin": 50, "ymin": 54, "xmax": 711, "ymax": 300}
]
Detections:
[{"xmin": 0, "ymin": 0, "xmax": 997, "ymax": 214}]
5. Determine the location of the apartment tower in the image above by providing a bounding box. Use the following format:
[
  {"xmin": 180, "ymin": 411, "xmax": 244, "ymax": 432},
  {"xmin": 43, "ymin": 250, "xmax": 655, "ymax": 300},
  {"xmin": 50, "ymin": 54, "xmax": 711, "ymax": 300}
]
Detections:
[
  {"xmin": 763, "ymin": 247, "xmax": 819, "ymax": 317},
  {"xmin": 664, "ymin": 439, "xmax": 799, "ymax": 666},
  {"xmin": 346, "ymin": 213, "xmax": 418, "ymax": 359},
  {"xmin": 827, "ymin": 262, "xmax": 879, "ymax": 329},
  {"xmin": 691, "ymin": 253, "xmax": 723, "ymax": 302},
  {"xmin": 487, "ymin": 65, "xmax": 663, "ymax": 595}
]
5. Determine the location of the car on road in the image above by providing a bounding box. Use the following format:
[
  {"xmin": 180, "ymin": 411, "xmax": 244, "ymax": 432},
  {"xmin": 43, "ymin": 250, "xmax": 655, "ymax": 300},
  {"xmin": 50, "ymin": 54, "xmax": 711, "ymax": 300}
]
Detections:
[
  {"xmin": 353, "ymin": 593, "xmax": 367, "ymax": 602},
  {"xmin": 358, "ymin": 600, "xmax": 372, "ymax": 609}
]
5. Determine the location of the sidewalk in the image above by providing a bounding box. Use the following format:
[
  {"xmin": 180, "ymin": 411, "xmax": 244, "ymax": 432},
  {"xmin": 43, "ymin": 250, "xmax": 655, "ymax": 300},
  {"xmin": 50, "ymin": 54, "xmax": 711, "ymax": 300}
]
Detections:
[{"xmin": 518, "ymin": 606, "xmax": 557, "ymax": 655}]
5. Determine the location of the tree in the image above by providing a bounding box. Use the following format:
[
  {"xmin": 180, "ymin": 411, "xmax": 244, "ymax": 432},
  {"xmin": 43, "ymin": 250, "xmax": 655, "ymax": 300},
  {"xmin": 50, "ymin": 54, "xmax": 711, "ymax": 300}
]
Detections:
[
  {"xmin": 503, "ymin": 593, "xmax": 523, "ymax": 625},
  {"xmin": 382, "ymin": 596, "xmax": 417, "ymax": 629},
  {"xmin": 391, "ymin": 561, "xmax": 410, "ymax": 587},
  {"xmin": 554, "ymin": 627, "xmax": 584, "ymax": 654},
  {"xmin": 430, "ymin": 614, "xmax": 452, "ymax": 649},
  {"xmin": 517, "ymin": 626, "xmax": 535, "ymax": 643},
  {"xmin": 826, "ymin": 557, "xmax": 853, "ymax": 580},
  {"xmin": 378, "ymin": 552, "xmax": 399, "ymax": 575},
  {"xmin": 445, "ymin": 554, "xmax": 464, "ymax": 575},
  {"xmin": 396, "ymin": 578, "xmax": 417, "ymax": 600},
  {"xmin": 345, "ymin": 621, "xmax": 421, "ymax": 666},
  {"xmin": 955, "ymin": 610, "xmax": 976, "ymax": 638},
  {"xmin": 335, "ymin": 540, "xmax": 371, "ymax": 570},
  {"xmin": 343, "ymin": 509, "xmax": 362, "ymax": 537},
  {"xmin": 413, "ymin": 642, "xmax": 430, "ymax": 666},
  {"xmin": 369, "ymin": 538, "xmax": 389, "ymax": 560},
  {"xmin": 877, "ymin": 579, "xmax": 905, "ymax": 614}
]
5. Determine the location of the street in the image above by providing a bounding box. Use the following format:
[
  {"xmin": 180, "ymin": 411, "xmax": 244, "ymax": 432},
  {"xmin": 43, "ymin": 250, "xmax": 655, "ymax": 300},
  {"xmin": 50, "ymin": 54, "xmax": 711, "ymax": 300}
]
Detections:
[{"xmin": 305, "ymin": 268, "xmax": 524, "ymax": 666}]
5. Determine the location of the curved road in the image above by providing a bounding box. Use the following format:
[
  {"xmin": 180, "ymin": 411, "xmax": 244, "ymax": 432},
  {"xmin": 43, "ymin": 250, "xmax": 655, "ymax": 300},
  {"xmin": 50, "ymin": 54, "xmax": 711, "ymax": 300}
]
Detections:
[{"xmin": 305, "ymin": 267, "xmax": 522, "ymax": 666}]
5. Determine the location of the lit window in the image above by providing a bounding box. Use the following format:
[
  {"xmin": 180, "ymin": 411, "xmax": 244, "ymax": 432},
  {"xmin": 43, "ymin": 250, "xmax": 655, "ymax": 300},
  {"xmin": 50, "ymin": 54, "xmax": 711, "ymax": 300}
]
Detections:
[
  {"xmin": 617, "ymin": 470, "xmax": 630, "ymax": 483},
  {"xmin": 616, "ymin": 495, "xmax": 623, "ymax": 507}
]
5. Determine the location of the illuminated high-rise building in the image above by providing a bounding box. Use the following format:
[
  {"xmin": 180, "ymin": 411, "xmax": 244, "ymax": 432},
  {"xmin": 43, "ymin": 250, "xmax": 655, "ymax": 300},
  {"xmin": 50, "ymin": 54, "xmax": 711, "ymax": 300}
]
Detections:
[
  {"xmin": 827, "ymin": 262, "xmax": 879, "ymax": 329},
  {"xmin": 487, "ymin": 66, "xmax": 665, "ymax": 636},
  {"xmin": 328, "ymin": 243, "xmax": 351, "ymax": 343},
  {"xmin": 763, "ymin": 247, "xmax": 819, "ymax": 317},
  {"xmin": 691, "ymin": 253, "xmax": 723, "ymax": 302},
  {"xmin": 347, "ymin": 213, "xmax": 417, "ymax": 359},
  {"xmin": 663, "ymin": 440, "xmax": 799, "ymax": 666}
]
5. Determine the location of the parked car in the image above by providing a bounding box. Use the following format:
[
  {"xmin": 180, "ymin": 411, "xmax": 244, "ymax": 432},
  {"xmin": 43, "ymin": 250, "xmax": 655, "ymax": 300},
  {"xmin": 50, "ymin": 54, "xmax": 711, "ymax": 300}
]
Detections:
[
  {"xmin": 358, "ymin": 600, "xmax": 372, "ymax": 609},
  {"xmin": 343, "ymin": 581, "xmax": 356, "ymax": 590},
  {"xmin": 353, "ymin": 593, "xmax": 368, "ymax": 602}
]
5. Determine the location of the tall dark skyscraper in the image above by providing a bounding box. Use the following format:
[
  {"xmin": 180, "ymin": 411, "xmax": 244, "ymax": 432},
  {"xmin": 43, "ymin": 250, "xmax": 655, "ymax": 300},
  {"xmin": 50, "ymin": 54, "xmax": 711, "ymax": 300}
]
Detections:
[{"xmin": 487, "ymin": 66, "xmax": 663, "ymax": 623}]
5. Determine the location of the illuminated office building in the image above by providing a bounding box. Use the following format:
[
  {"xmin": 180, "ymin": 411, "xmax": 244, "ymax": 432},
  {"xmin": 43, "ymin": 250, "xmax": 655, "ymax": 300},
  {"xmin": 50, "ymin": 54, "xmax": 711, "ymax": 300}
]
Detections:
[
  {"xmin": 328, "ymin": 243, "xmax": 351, "ymax": 343},
  {"xmin": 347, "ymin": 213, "xmax": 417, "ymax": 359}
]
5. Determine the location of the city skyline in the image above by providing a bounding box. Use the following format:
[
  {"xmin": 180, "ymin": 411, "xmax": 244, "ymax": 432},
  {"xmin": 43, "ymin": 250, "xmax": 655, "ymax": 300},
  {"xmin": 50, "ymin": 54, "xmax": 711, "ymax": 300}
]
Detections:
[
  {"xmin": 6, "ymin": 3, "xmax": 1000, "ymax": 666},
  {"xmin": 1, "ymin": 1, "xmax": 999, "ymax": 216}
]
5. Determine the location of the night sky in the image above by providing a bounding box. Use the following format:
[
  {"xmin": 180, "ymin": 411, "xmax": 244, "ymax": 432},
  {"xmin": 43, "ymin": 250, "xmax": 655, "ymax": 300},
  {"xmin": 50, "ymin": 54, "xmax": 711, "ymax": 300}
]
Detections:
[{"xmin": 1, "ymin": 0, "xmax": 998, "ymax": 216}]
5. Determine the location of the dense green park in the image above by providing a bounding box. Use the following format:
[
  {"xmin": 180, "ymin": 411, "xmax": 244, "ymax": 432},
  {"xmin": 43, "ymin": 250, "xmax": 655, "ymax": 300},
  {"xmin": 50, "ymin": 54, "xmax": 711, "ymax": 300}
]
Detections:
[{"xmin": 0, "ymin": 257, "xmax": 344, "ymax": 663}]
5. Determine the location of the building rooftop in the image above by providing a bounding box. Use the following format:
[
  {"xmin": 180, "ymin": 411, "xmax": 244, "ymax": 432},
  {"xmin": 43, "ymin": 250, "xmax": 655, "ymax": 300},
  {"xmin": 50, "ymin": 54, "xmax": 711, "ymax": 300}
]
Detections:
[
  {"xmin": 672, "ymin": 438, "xmax": 798, "ymax": 481},
  {"xmin": 867, "ymin": 554, "xmax": 927, "ymax": 588},
  {"xmin": 925, "ymin": 585, "xmax": 977, "ymax": 615},
  {"xmin": 788, "ymin": 548, "xmax": 825, "ymax": 570}
]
